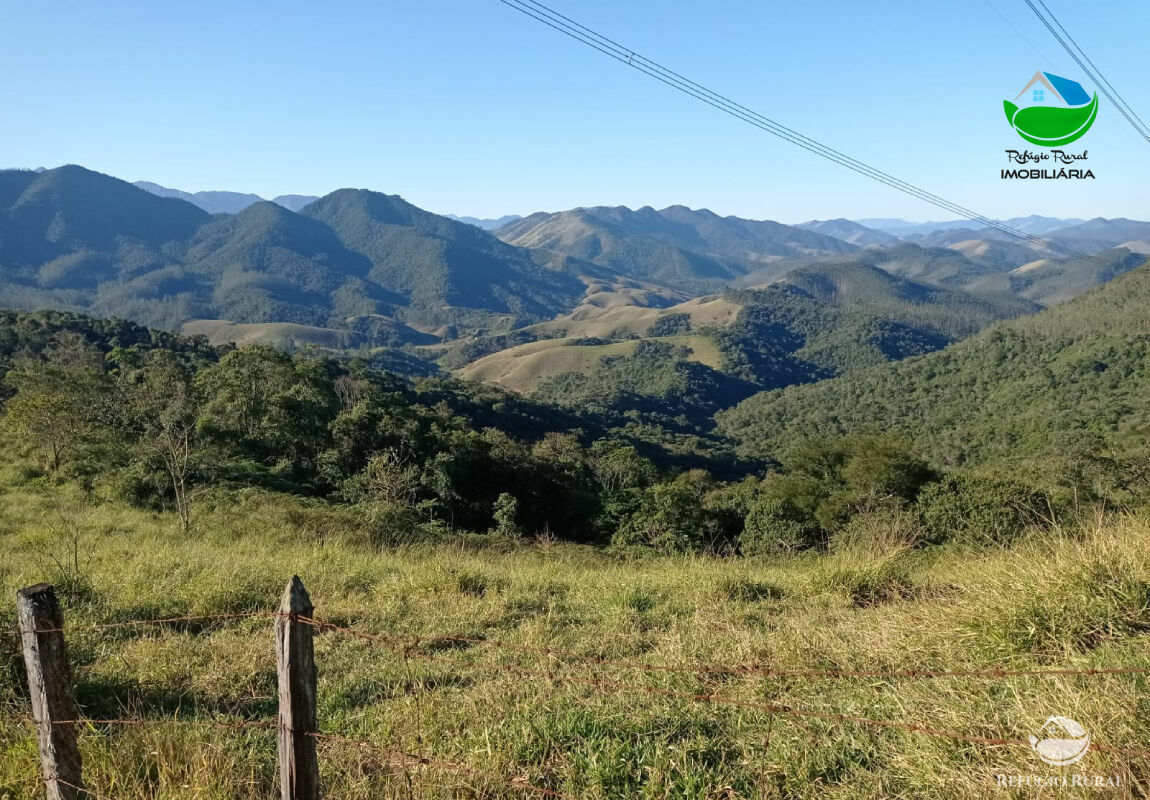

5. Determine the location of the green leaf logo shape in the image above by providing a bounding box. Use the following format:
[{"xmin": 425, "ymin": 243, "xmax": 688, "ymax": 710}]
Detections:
[{"xmin": 1004, "ymin": 94, "xmax": 1099, "ymax": 146}]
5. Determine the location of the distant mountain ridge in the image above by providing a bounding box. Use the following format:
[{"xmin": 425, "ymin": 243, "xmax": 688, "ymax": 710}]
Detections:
[
  {"xmin": 853, "ymin": 215, "xmax": 1087, "ymax": 237},
  {"xmin": 445, "ymin": 214, "xmax": 523, "ymax": 230},
  {"xmin": 133, "ymin": 180, "xmax": 320, "ymax": 215},
  {"xmin": 496, "ymin": 204, "xmax": 857, "ymax": 292}
]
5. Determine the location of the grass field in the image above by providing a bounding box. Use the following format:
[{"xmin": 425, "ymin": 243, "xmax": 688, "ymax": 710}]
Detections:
[
  {"xmin": 2, "ymin": 467, "xmax": 1149, "ymax": 798},
  {"xmin": 457, "ymin": 335, "xmax": 724, "ymax": 394}
]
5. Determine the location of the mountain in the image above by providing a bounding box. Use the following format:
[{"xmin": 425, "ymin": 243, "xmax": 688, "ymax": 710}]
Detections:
[
  {"xmin": 0, "ymin": 166, "xmax": 592, "ymax": 341},
  {"xmin": 133, "ymin": 181, "xmax": 264, "ymax": 214},
  {"xmin": 1, "ymin": 166, "xmax": 209, "ymax": 269},
  {"xmin": 717, "ymin": 259, "xmax": 1150, "ymax": 469},
  {"xmin": 496, "ymin": 205, "xmax": 856, "ymax": 292},
  {"xmin": 134, "ymin": 180, "xmax": 320, "ymax": 215},
  {"xmin": 854, "ymin": 218, "xmax": 973, "ymax": 237},
  {"xmin": 796, "ymin": 218, "xmax": 901, "ymax": 247},
  {"xmin": 445, "ymin": 214, "xmax": 523, "ymax": 230},
  {"xmin": 455, "ymin": 260, "xmax": 1033, "ymax": 420},
  {"xmin": 1045, "ymin": 217, "xmax": 1150, "ymax": 252},
  {"xmin": 301, "ymin": 189, "xmax": 587, "ymax": 326},
  {"xmin": 272, "ymin": 194, "xmax": 320, "ymax": 212}
]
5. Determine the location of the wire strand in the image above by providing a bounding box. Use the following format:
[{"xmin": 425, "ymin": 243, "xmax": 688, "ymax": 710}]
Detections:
[
  {"xmin": 295, "ymin": 614, "xmax": 1150, "ymax": 683},
  {"xmin": 497, "ymin": 0, "xmax": 1099, "ymax": 262}
]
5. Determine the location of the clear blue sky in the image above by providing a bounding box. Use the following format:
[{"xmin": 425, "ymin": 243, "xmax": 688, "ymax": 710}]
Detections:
[{"xmin": 2, "ymin": 1, "xmax": 1146, "ymax": 223}]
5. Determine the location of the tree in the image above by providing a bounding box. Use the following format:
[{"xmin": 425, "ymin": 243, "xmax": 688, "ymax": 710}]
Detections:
[
  {"xmin": 129, "ymin": 351, "xmax": 200, "ymax": 531},
  {"xmin": 492, "ymin": 492, "xmax": 522, "ymax": 538},
  {"xmin": 2, "ymin": 356, "xmax": 109, "ymax": 471}
]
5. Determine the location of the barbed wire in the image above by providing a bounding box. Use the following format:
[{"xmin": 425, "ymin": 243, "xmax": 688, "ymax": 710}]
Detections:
[
  {"xmin": 19, "ymin": 610, "xmax": 1150, "ymax": 683},
  {"xmin": 293, "ymin": 616, "xmax": 1150, "ymax": 760},
  {"xmin": 25, "ymin": 610, "xmax": 273, "ymax": 635},
  {"xmin": 10, "ymin": 604, "xmax": 1150, "ymax": 800},
  {"xmin": 293, "ymin": 614, "xmax": 1150, "ymax": 683}
]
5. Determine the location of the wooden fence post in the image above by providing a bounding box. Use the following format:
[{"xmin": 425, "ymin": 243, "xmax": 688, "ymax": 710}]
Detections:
[
  {"xmin": 277, "ymin": 576, "xmax": 319, "ymax": 800},
  {"xmin": 17, "ymin": 583, "xmax": 85, "ymax": 800}
]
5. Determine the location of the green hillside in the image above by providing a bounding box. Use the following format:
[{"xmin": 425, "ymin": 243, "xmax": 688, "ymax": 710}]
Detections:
[{"xmin": 717, "ymin": 262, "xmax": 1150, "ymax": 471}]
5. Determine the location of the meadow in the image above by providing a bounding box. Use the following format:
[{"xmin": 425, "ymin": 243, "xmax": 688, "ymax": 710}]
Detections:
[{"xmin": 2, "ymin": 459, "xmax": 1149, "ymax": 799}]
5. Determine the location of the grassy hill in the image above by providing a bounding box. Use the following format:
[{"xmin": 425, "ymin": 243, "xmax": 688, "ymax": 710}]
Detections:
[
  {"xmin": 717, "ymin": 262, "xmax": 1150, "ymax": 470},
  {"xmin": 458, "ymin": 334, "xmax": 724, "ymax": 393}
]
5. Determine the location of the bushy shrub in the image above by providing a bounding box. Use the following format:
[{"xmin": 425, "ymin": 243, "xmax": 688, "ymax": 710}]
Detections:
[
  {"xmin": 739, "ymin": 497, "xmax": 818, "ymax": 556},
  {"xmin": 612, "ymin": 470, "xmax": 716, "ymax": 553},
  {"xmin": 915, "ymin": 474, "xmax": 1048, "ymax": 546}
]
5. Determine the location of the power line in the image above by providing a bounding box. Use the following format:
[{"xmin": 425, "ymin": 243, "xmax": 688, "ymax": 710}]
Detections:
[
  {"xmin": 981, "ymin": 0, "xmax": 1061, "ymax": 68},
  {"xmin": 495, "ymin": 0, "xmax": 1096, "ymax": 261},
  {"xmin": 1022, "ymin": 0, "xmax": 1150, "ymax": 146}
]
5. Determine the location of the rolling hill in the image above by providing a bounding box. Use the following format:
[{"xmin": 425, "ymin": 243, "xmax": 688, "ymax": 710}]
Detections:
[{"xmin": 717, "ymin": 260, "xmax": 1150, "ymax": 469}]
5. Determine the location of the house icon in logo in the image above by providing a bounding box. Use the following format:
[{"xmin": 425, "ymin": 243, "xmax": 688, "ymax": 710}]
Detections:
[{"xmin": 1014, "ymin": 71, "xmax": 1093, "ymax": 108}]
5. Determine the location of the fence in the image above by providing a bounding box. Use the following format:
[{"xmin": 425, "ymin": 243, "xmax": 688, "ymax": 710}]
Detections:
[{"xmin": 13, "ymin": 577, "xmax": 1150, "ymax": 799}]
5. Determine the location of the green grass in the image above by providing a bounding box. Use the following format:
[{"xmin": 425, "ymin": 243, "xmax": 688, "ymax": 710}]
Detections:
[{"xmin": 1, "ymin": 473, "xmax": 1149, "ymax": 798}]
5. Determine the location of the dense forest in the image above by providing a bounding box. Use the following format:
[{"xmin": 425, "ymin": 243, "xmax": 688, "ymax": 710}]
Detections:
[{"xmin": 2, "ymin": 305, "xmax": 1141, "ymax": 562}]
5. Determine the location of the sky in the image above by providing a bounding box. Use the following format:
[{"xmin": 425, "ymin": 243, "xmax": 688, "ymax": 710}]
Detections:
[{"xmin": 1, "ymin": 1, "xmax": 1147, "ymax": 223}]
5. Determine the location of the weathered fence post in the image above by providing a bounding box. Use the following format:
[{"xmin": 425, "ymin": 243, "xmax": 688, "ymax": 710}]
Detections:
[
  {"xmin": 277, "ymin": 576, "xmax": 319, "ymax": 800},
  {"xmin": 16, "ymin": 583, "xmax": 85, "ymax": 800}
]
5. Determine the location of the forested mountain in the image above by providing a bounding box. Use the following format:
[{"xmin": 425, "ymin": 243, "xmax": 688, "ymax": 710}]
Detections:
[
  {"xmin": 717, "ymin": 261, "xmax": 1150, "ymax": 471},
  {"xmin": 0, "ymin": 166, "xmax": 592, "ymax": 339},
  {"xmin": 2, "ymin": 165, "xmax": 1145, "ymax": 401},
  {"xmin": 772, "ymin": 261, "xmax": 1038, "ymax": 336},
  {"xmin": 301, "ymin": 189, "xmax": 587, "ymax": 327},
  {"xmin": 461, "ymin": 262, "xmax": 1037, "ymax": 454},
  {"xmin": 495, "ymin": 205, "xmax": 856, "ymax": 292}
]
